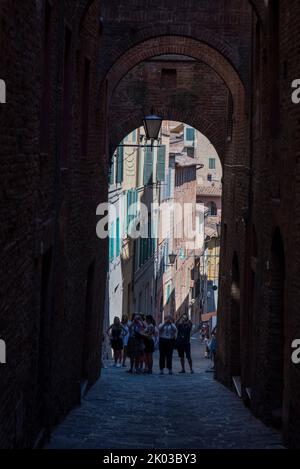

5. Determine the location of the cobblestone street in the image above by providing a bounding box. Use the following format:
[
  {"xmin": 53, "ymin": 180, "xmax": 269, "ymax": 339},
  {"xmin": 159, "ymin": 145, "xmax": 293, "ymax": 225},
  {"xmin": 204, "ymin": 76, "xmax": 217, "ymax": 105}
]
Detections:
[{"xmin": 47, "ymin": 339, "xmax": 284, "ymax": 449}]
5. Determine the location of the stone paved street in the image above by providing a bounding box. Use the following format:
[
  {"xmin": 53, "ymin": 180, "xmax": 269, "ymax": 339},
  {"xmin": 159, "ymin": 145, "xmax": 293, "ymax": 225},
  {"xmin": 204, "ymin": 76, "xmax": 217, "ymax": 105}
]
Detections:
[{"xmin": 47, "ymin": 339, "xmax": 284, "ymax": 449}]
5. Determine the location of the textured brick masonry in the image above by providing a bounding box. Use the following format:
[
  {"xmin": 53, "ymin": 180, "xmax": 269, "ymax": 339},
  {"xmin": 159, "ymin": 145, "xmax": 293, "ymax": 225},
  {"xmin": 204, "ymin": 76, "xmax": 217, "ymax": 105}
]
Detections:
[{"xmin": 0, "ymin": 0, "xmax": 300, "ymax": 449}]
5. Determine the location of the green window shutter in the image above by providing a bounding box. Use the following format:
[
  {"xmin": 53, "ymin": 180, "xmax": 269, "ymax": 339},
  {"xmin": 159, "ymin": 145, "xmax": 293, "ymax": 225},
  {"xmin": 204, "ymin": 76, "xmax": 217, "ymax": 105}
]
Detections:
[
  {"xmin": 144, "ymin": 237, "xmax": 148, "ymax": 262},
  {"xmin": 116, "ymin": 218, "xmax": 120, "ymax": 257},
  {"xmin": 143, "ymin": 146, "xmax": 153, "ymax": 185},
  {"xmin": 126, "ymin": 191, "xmax": 130, "ymax": 234},
  {"xmin": 140, "ymin": 237, "xmax": 146, "ymax": 266},
  {"xmin": 167, "ymin": 284, "xmax": 171, "ymax": 304},
  {"xmin": 109, "ymin": 156, "xmax": 115, "ymax": 185},
  {"xmin": 186, "ymin": 127, "xmax": 195, "ymax": 141},
  {"xmin": 209, "ymin": 158, "xmax": 216, "ymax": 170},
  {"xmin": 139, "ymin": 238, "xmax": 143, "ymax": 267},
  {"xmin": 109, "ymin": 222, "xmax": 115, "ymax": 262},
  {"xmin": 135, "ymin": 190, "xmax": 138, "ymax": 217},
  {"xmin": 157, "ymin": 145, "xmax": 166, "ymax": 182},
  {"xmin": 116, "ymin": 146, "xmax": 124, "ymax": 184}
]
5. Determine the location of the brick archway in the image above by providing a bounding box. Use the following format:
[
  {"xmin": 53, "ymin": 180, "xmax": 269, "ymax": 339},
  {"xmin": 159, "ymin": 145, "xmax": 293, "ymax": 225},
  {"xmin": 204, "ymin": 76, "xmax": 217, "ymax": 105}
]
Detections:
[
  {"xmin": 110, "ymin": 109, "xmax": 225, "ymax": 164},
  {"xmin": 103, "ymin": 35, "xmax": 245, "ymax": 107},
  {"xmin": 103, "ymin": 34, "xmax": 248, "ymax": 174},
  {"xmin": 81, "ymin": 1, "xmax": 266, "ymax": 79}
]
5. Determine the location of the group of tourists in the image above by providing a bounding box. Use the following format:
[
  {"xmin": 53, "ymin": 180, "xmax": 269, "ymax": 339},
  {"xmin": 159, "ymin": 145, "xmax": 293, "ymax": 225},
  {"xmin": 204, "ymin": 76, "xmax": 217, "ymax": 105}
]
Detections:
[{"xmin": 106, "ymin": 312, "xmax": 194, "ymax": 375}]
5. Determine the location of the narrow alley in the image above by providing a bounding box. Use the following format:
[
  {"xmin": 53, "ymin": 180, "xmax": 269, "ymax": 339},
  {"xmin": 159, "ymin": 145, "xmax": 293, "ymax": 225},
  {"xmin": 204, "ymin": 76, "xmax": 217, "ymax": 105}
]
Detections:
[
  {"xmin": 1, "ymin": 0, "xmax": 300, "ymax": 454},
  {"xmin": 47, "ymin": 340, "xmax": 283, "ymax": 450}
]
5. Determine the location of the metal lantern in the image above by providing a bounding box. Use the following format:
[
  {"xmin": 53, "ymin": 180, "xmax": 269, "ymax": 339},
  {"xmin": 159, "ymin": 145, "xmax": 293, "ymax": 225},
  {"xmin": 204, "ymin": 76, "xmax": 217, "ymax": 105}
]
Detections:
[
  {"xmin": 168, "ymin": 253, "xmax": 177, "ymax": 265},
  {"xmin": 143, "ymin": 114, "xmax": 163, "ymax": 141}
]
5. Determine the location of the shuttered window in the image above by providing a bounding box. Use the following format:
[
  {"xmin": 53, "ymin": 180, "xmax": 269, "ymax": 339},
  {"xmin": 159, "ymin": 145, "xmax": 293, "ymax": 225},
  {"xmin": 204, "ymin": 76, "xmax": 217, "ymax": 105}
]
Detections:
[
  {"xmin": 109, "ymin": 222, "xmax": 115, "ymax": 263},
  {"xmin": 185, "ymin": 127, "xmax": 195, "ymax": 142},
  {"xmin": 116, "ymin": 218, "xmax": 120, "ymax": 257},
  {"xmin": 109, "ymin": 156, "xmax": 115, "ymax": 185},
  {"xmin": 157, "ymin": 145, "xmax": 166, "ymax": 182},
  {"xmin": 143, "ymin": 146, "xmax": 153, "ymax": 185},
  {"xmin": 209, "ymin": 158, "xmax": 216, "ymax": 170},
  {"xmin": 116, "ymin": 145, "xmax": 124, "ymax": 184},
  {"xmin": 127, "ymin": 189, "xmax": 138, "ymax": 235}
]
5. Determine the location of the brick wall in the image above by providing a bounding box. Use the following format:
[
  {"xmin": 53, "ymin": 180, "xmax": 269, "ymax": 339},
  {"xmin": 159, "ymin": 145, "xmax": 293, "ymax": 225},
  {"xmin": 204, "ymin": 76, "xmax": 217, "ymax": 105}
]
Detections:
[
  {"xmin": 1, "ymin": 0, "xmax": 300, "ymax": 449},
  {"xmin": 109, "ymin": 58, "xmax": 229, "ymax": 159},
  {"xmin": 0, "ymin": 0, "xmax": 105, "ymax": 448}
]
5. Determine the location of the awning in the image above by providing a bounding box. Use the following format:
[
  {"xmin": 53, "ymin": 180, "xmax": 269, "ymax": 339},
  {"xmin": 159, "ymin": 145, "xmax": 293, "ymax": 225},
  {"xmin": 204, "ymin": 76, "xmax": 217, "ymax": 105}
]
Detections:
[{"xmin": 201, "ymin": 312, "xmax": 217, "ymax": 322}]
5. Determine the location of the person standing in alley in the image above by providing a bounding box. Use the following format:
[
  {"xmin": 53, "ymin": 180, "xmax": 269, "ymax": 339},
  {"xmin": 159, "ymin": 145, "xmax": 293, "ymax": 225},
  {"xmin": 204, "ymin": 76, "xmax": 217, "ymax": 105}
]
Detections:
[
  {"xmin": 176, "ymin": 313, "xmax": 194, "ymax": 374},
  {"xmin": 141, "ymin": 315, "xmax": 156, "ymax": 374},
  {"xmin": 209, "ymin": 326, "xmax": 217, "ymax": 371},
  {"xmin": 127, "ymin": 314, "xmax": 145, "ymax": 374},
  {"xmin": 121, "ymin": 315, "xmax": 129, "ymax": 367},
  {"xmin": 107, "ymin": 316, "xmax": 127, "ymax": 367},
  {"xmin": 158, "ymin": 314, "xmax": 177, "ymax": 375}
]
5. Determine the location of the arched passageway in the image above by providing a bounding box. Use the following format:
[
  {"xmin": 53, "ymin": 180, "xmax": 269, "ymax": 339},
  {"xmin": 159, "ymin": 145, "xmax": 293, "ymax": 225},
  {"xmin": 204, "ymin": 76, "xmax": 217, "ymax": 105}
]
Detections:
[{"xmin": 2, "ymin": 0, "xmax": 300, "ymax": 451}]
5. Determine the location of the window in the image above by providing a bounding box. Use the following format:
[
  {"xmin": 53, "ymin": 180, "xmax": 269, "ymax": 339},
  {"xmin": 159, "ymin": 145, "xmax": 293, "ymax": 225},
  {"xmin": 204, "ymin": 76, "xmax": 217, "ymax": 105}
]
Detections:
[
  {"xmin": 109, "ymin": 222, "xmax": 115, "ymax": 263},
  {"xmin": 116, "ymin": 145, "xmax": 124, "ymax": 184},
  {"xmin": 209, "ymin": 158, "xmax": 216, "ymax": 170},
  {"xmin": 187, "ymin": 147, "xmax": 194, "ymax": 157},
  {"xmin": 161, "ymin": 69, "xmax": 177, "ymax": 88},
  {"xmin": 147, "ymin": 213, "xmax": 152, "ymax": 259},
  {"xmin": 127, "ymin": 189, "xmax": 138, "ymax": 235},
  {"xmin": 157, "ymin": 145, "xmax": 166, "ymax": 182},
  {"xmin": 109, "ymin": 155, "xmax": 115, "ymax": 185},
  {"xmin": 140, "ymin": 237, "xmax": 148, "ymax": 266},
  {"xmin": 207, "ymin": 174, "xmax": 212, "ymax": 182},
  {"xmin": 209, "ymin": 201, "xmax": 217, "ymax": 216},
  {"xmin": 143, "ymin": 146, "xmax": 153, "ymax": 185},
  {"xmin": 185, "ymin": 127, "xmax": 195, "ymax": 142},
  {"xmin": 116, "ymin": 218, "xmax": 120, "ymax": 257},
  {"xmin": 166, "ymin": 284, "xmax": 171, "ymax": 304}
]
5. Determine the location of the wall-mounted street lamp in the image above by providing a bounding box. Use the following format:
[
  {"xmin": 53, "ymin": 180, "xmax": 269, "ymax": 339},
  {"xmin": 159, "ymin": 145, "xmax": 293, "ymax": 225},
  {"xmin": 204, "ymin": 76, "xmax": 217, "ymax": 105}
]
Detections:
[
  {"xmin": 117, "ymin": 114, "xmax": 163, "ymax": 150},
  {"xmin": 143, "ymin": 113, "xmax": 163, "ymax": 145},
  {"xmin": 168, "ymin": 253, "xmax": 177, "ymax": 265},
  {"xmin": 164, "ymin": 252, "xmax": 177, "ymax": 268}
]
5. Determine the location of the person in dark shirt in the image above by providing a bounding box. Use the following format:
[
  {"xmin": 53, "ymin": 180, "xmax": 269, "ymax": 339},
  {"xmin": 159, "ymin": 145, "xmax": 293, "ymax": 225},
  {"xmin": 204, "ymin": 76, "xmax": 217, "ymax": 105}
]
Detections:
[{"xmin": 176, "ymin": 313, "xmax": 194, "ymax": 374}]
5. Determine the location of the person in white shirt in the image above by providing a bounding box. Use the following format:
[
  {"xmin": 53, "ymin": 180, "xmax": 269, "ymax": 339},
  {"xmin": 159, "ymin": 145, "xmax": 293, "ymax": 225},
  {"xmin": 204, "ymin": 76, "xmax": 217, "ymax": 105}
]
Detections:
[{"xmin": 158, "ymin": 314, "xmax": 177, "ymax": 375}]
